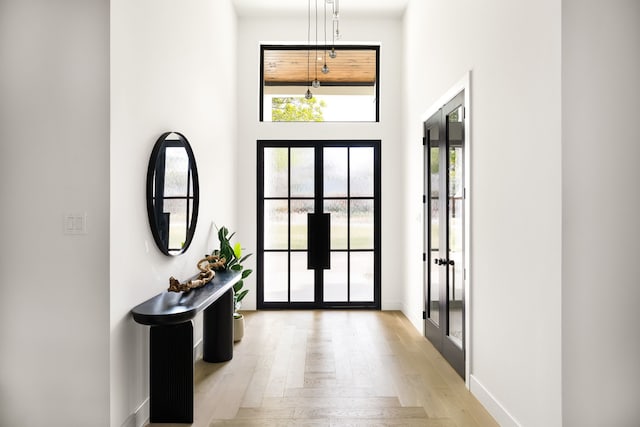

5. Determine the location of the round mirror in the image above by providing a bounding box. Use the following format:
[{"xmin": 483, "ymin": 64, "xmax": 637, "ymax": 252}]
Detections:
[{"xmin": 146, "ymin": 132, "xmax": 199, "ymax": 256}]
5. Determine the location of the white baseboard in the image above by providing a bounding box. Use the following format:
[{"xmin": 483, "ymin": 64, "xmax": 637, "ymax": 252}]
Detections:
[
  {"xmin": 400, "ymin": 302, "xmax": 423, "ymax": 334},
  {"xmin": 120, "ymin": 398, "xmax": 149, "ymax": 427},
  {"xmin": 120, "ymin": 413, "xmax": 135, "ymax": 427},
  {"xmin": 470, "ymin": 374, "xmax": 521, "ymax": 427},
  {"xmin": 194, "ymin": 337, "xmax": 203, "ymax": 361},
  {"xmin": 381, "ymin": 300, "xmax": 403, "ymax": 311}
]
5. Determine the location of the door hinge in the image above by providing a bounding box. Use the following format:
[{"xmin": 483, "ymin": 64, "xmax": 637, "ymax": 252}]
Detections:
[
  {"xmin": 463, "ymin": 107, "xmax": 466, "ymax": 119},
  {"xmin": 422, "ymin": 311, "xmax": 427, "ymax": 320},
  {"xmin": 423, "ymin": 253, "xmax": 426, "ymax": 262},
  {"xmin": 463, "ymin": 188, "xmax": 466, "ymax": 199},
  {"xmin": 422, "ymin": 136, "xmax": 426, "ymax": 146},
  {"xmin": 422, "ymin": 194, "xmax": 426, "ymax": 204}
]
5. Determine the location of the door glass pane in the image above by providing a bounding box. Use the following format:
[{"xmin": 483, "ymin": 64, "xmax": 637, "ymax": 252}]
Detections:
[
  {"xmin": 324, "ymin": 147, "xmax": 348, "ymax": 197},
  {"xmin": 323, "ymin": 252, "xmax": 347, "ymax": 301},
  {"xmin": 264, "ymin": 200, "xmax": 288, "ymax": 250},
  {"xmin": 350, "ymin": 252, "xmax": 374, "ymax": 301},
  {"xmin": 350, "ymin": 147, "xmax": 374, "ymax": 197},
  {"xmin": 350, "ymin": 200, "xmax": 374, "ymax": 249},
  {"xmin": 448, "ymin": 107, "xmax": 464, "ymax": 348},
  {"xmin": 291, "ymin": 148, "xmax": 314, "ymax": 197},
  {"xmin": 291, "ymin": 252, "xmax": 314, "ymax": 302},
  {"xmin": 291, "ymin": 200, "xmax": 314, "ymax": 250},
  {"xmin": 324, "ymin": 200, "xmax": 347, "ymax": 250},
  {"xmin": 264, "ymin": 147, "xmax": 288, "ymax": 197},
  {"xmin": 263, "ymin": 252, "xmax": 288, "ymax": 302},
  {"xmin": 429, "ymin": 143, "xmax": 440, "ymax": 326}
]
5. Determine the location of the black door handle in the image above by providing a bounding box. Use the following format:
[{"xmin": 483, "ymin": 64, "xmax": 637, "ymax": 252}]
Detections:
[{"xmin": 308, "ymin": 213, "xmax": 330, "ymax": 269}]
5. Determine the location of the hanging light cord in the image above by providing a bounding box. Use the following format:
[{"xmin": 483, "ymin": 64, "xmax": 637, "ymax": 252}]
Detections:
[
  {"xmin": 315, "ymin": 0, "xmax": 318, "ymax": 83},
  {"xmin": 323, "ymin": 0, "xmax": 327, "ymax": 66},
  {"xmin": 330, "ymin": 1, "xmax": 337, "ymax": 58},
  {"xmin": 307, "ymin": 0, "xmax": 311, "ymax": 88}
]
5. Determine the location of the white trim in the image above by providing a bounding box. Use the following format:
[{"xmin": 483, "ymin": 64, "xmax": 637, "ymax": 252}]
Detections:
[
  {"xmin": 119, "ymin": 413, "xmax": 135, "ymax": 427},
  {"xmin": 421, "ymin": 71, "xmax": 472, "ymax": 387},
  {"xmin": 470, "ymin": 375, "xmax": 521, "ymax": 427},
  {"xmin": 120, "ymin": 398, "xmax": 149, "ymax": 427},
  {"xmin": 420, "ymin": 72, "xmax": 471, "ymax": 123},
  {"xmin": 194, "ymin": 337, "xmax": 203, "ymax": 362},
  {"xmin": 462, "ymin": 72, "xmax": 472, "ymax": 387}
]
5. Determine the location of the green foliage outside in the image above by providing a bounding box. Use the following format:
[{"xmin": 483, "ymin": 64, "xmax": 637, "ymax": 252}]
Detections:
[{"xmin": 272, "ymin": 96, "xmax": 326, "ymax": 122}]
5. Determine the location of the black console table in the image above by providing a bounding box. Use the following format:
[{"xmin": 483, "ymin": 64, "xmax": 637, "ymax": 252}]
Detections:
[{"xmin": 131, "ymin": 269, "xmax": 241, "ymax": 423}]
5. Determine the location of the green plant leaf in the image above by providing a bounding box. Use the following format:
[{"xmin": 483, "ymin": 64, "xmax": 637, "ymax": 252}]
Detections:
[
  {"xmin": 236, "ymin": 289, "xmax": 249, "ymax": 303},
  {"xmin": 233, "ymin": 281, "xmax": 244, "ymax": 293},
  {"xmin": 218, "ymin": 227, "xmax": 228, "ymax": 241},
  {"xmin": 239, "ymin": 253, "xmax": 253, "ymax": 263},
  {"xmin": 213, "ymin": 225, "xmax": 252, "ymax": 306}
]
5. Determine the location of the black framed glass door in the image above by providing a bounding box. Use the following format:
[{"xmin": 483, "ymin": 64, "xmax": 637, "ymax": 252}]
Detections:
[
  {"xmin": 424, "ymin": 91, "xmax": 466, "ymax": 377},
  {"xmin": 257, "ymin": 140, "xmax": 381, "ymax": 309}
]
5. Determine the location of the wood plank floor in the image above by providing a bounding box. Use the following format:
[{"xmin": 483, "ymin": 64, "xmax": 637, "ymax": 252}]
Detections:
[{"xmin": 148, "ymin": 310, "xmax": 498, "ymax": 427}]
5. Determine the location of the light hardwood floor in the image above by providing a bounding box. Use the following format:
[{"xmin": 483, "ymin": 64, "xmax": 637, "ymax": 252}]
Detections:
[{"xmin": 148, "ymin": 310, "xmax": 498, "ymax": 427}]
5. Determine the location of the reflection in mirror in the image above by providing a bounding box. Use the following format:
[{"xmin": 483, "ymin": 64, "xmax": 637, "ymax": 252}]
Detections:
[{"xmin": 146, "ymin": 132, "xmax": 199, "ymax": 256}]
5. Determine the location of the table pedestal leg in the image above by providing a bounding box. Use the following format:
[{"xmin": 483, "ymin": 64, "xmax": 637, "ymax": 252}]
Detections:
[
  {"xmin": 203, "ymin": 288, "xmax": 234, "ymax": 362},
  {"xmin": 149, "ymin": 322, "xmax": 193, "ymax": 423}
]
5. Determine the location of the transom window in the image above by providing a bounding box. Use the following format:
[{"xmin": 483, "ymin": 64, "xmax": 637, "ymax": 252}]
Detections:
[{"xmin": 260, "ymin": 45, "xmax": 380, "ymax": 122}]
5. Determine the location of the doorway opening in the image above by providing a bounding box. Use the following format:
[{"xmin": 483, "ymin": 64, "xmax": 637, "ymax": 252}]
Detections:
[{"xmin": 424, "ymin": 89, "xmax": 469, "ymax": 378}]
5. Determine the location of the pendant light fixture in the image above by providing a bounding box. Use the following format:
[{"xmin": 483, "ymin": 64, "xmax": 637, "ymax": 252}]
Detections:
[
  {"xmin": 312, "ymin": 0, "xmax": 321, "ymax": 88},
  {"xmin": 305, "ymin": 0, "xmax": 343, "ymax": 98},
  {"xmin": 305, "ymin": 0, "xmax": 313, "ymax": 99},
  {"xmin": 329, "ymin": 0, "xmax": 338, "ymax": 58},
  {"xmin": 321, "ymin": 0, "xmax": 330, "ymax": 74}
]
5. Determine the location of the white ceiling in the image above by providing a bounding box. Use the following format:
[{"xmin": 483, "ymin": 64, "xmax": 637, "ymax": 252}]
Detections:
[{"xmin": 232, "ymin": 0, "xmax": 408, "ymax": 18}]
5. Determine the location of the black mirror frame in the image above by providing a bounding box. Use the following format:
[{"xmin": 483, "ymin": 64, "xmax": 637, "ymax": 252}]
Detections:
[{"xmin": 146, "ymin": 131, "xmax": 200, "ymax": 256}]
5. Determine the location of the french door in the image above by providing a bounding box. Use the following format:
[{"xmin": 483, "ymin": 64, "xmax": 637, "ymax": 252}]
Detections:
[
  {"xmin": 424, "ymin": 91, "xmax": 466, "ymax": 377},
  {"xmin": 257, "ymin": 140, "xmax": 381, "ymax": 309}
]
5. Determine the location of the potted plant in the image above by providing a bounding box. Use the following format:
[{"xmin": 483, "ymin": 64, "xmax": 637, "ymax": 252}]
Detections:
[{"xmin": 212, "ymin": 226, "xmax": 252, "ymax": 342}]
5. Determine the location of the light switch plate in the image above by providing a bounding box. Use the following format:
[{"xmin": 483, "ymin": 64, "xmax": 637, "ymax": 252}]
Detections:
[{"xmin": 64, "ymin": 213, "xmax": 87, "ymax": 235}]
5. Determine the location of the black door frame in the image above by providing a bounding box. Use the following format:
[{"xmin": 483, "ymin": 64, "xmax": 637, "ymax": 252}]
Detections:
[{"xmin": 257, "ymin": 139, "xmax": 381, "ymax": 310}]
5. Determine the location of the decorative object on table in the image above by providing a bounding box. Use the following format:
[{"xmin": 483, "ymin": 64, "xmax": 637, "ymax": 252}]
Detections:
[
  {"xmin": 210, "ymin": 226, "xmax": 253, "ymax": 341},
  {"xmin": 167, "ymin": 254, "xmax": 226, "ymax": 293}
]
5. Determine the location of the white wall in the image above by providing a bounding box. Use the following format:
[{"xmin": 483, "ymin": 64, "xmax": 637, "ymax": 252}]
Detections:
[
  {"xmin": 402, "ymin": 1, "xmax": 562, "ymax": 426},
  {"xmin": 5, "ymin": 2, "xmax": 636, "ymax": 426},
  {"xmin": 110, "ymin": 0, "xmax": 237, "ymax": 425},
  {"xmin": 562, "ymin": 1, "xmax": 640, "ymax": 425},
  {"xmin": 235, "ymin": 13, "xmax": 405, "ymax": 310},
  {"xmin": 0, "ymin": 0, "xmax": 110, "ymax": 425}
]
